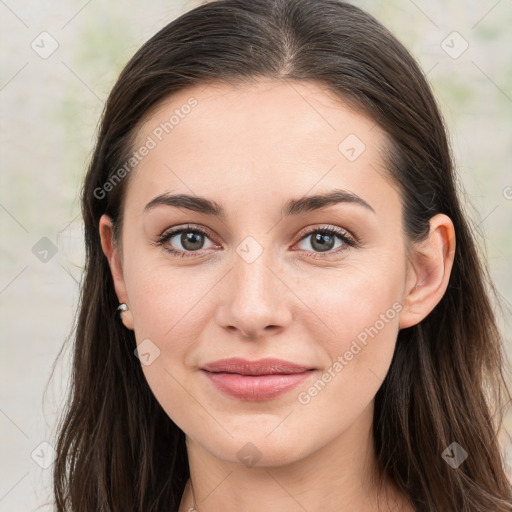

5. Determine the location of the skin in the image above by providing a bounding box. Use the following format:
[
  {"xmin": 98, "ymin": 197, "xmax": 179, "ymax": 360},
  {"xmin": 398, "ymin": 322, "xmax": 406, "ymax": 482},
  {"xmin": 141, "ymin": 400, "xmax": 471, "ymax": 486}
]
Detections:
[{"xmin": 100, "ymin": 79, "xmax": 455, "ymax": 512}]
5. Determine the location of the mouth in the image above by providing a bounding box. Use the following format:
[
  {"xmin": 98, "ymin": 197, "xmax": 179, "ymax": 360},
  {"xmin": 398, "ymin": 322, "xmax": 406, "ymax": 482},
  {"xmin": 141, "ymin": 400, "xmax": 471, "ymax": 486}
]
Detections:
[{"xmin": 201, "ymin": 357, "xmax": 316, "ymax": 401}]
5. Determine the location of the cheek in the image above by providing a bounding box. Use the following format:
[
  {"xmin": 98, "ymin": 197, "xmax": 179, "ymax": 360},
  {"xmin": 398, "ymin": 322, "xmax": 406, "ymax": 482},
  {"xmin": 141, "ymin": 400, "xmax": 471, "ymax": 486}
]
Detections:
[
  {"xmin": 291, "ymin": 313, "xmax": 398, "ymax": 457},
  {"xmin": 300, "ymin": 257, "xmax": 404, "ymax": 345},
  {"xmin": 123, "ymin": 264, "xmax": 217, "ymax": 425},
  {"xmin": 293, "ymin": 261, "xmax": 403, "ymax": 404},
  {"xmin": 125, "ymin": 258, "xmax": 208, "ymax": 337}
]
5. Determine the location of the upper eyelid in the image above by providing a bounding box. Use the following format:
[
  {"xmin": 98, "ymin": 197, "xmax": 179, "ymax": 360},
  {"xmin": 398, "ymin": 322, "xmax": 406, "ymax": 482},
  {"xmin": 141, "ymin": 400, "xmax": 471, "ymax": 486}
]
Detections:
[
  {"xmin": 160, "ymin": 224, "xmax": 218, "ymax": 243},
  {"xmin": 159, "ymin": 223, "xmax": 357, "ymax": 247}
]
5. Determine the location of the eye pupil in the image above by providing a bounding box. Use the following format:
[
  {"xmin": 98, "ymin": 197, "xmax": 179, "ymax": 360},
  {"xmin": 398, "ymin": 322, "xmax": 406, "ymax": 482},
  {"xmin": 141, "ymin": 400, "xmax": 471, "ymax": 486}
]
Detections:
[
  {"xmin": 311, "ymin": 233, "xmax": 335, "ymax": 252},
  {"xmin": 182, "ymin": 231, "xmax": 204, "ymax": 251}
]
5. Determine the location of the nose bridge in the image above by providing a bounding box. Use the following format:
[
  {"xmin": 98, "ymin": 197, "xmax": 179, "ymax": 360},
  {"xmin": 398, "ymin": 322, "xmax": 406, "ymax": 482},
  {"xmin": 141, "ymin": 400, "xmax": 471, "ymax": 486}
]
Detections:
[{"xmin": 235, "ymin": 248, "xmax": 276, "ymax": 302}]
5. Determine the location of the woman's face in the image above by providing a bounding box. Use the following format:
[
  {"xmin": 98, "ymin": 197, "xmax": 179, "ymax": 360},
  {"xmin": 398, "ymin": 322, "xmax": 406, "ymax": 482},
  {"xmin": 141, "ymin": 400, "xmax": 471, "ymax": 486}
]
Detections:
[{"xmin": 101, "ymin": 79, "xmax": 427, "ymax": 466}]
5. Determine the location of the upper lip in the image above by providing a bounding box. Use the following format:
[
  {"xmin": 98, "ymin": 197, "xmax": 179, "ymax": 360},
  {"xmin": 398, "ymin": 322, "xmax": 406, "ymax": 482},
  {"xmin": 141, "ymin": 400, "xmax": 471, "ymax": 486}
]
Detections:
[{"xmin": 202, "ymin": 357, "xmax": 313, "ymax": 376}]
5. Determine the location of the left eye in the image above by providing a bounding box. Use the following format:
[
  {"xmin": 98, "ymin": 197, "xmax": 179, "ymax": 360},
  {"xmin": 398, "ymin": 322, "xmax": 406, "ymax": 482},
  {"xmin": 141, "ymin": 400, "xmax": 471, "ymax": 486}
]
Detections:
[
  {"xmin": 155, "ymin": 225, "xmax": 357, "ymax": 258},
  {"xmin": 296, "ymin": 227, "xmax": 355, "ymax": 254}
]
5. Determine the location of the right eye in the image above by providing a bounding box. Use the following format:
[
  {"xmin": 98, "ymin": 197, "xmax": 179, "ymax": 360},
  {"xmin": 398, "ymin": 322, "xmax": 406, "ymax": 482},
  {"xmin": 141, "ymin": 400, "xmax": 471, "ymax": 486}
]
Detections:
[{"xmin": 155, "ymin": 224, "xmax": 218, "ymax": 257}]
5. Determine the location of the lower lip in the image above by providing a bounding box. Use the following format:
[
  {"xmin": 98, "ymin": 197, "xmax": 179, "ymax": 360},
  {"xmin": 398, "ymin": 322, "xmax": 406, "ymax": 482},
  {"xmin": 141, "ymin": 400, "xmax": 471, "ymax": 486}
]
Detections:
[{"xmin": 201, "ymin": 370, "xmax": 314, "ymax": 401}]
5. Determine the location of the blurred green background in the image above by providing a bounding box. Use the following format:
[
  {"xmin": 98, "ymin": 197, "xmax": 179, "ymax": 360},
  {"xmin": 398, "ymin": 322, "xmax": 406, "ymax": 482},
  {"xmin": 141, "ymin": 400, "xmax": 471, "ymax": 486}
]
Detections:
[{"xmin": 1, "ymin": 0, "xmax": 511, "ymax": 509}]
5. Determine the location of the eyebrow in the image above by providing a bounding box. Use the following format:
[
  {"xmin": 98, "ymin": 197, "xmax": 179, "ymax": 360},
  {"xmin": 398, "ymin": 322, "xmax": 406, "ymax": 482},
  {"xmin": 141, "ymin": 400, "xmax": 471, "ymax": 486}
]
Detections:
[{"xmin": 144, "ymin": 189, "xmax": 375, "ymax": 218}]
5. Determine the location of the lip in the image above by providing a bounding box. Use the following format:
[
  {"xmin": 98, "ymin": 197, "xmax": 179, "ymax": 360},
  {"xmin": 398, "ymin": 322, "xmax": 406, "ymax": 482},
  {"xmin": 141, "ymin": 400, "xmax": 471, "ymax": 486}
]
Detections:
[{"xmin": 201, "ymin": 357, "xmax": 315, "ymax": 401}]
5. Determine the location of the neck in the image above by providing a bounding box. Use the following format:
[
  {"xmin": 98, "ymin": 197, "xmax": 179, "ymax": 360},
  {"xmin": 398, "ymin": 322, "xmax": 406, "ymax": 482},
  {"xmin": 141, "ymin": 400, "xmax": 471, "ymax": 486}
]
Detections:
[{"xmin": 177, "ymin": 403, "xmax": 413, "ymax": 512}]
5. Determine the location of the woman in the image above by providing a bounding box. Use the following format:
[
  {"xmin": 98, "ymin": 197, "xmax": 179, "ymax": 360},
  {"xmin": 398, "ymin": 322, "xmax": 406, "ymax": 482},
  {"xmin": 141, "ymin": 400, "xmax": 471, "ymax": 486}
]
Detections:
[{"xmin": 51, "ymin": 0, "xmax": 512, "ymax": 510}]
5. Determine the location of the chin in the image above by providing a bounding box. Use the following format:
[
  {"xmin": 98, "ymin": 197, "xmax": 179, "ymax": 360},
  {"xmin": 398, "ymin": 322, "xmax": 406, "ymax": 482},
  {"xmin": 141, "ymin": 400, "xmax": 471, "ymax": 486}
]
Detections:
[{"xmin": 194, "ymin": 427, "xmax": 315, "ymax": 468}]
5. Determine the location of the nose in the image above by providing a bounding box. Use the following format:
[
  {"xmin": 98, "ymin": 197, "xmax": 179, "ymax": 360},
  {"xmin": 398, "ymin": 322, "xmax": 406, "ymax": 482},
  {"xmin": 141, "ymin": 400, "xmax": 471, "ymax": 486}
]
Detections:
[{"xmin": 215, "ymin": 253, "xmax": 293, "ymax": 341}]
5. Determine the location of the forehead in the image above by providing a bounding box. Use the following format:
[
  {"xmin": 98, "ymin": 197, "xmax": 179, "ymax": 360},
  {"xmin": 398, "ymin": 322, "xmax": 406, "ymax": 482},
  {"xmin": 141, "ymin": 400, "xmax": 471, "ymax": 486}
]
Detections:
[{"xmin": 126, "ymin": 79, "xmax": 394, "ymax": 214}]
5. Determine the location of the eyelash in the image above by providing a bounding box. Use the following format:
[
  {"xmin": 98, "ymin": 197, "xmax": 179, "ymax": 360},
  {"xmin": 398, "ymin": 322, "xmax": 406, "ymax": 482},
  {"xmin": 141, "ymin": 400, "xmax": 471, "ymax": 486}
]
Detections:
[{"xmin": 154, "ymin": 224, "xmax": 359, "ymax": 260}]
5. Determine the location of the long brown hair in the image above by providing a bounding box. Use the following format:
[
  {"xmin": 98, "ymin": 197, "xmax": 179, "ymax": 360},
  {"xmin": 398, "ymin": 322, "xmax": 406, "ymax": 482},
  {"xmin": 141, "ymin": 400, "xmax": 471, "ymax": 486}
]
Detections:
[{"xmin": 50, "ymin": 0, "xmax": 512, "ymax": 510}]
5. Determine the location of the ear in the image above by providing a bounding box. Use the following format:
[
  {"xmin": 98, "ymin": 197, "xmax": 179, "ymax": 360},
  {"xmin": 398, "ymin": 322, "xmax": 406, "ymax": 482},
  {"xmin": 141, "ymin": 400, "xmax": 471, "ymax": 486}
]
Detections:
[
  {"xmin": 99, "ymin": 214, "xmax": 134, "ymax": 330},
  {"xmin": 399, "ymin": 213, "xmax": 456, "ymax": 329}
]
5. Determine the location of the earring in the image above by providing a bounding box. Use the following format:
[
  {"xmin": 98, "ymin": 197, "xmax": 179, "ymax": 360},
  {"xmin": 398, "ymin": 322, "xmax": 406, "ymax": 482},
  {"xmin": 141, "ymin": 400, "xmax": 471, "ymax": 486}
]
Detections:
[
  {"xmin": 116, "ymin": 303, "xmax": 134, "ymax": 330},
  {"xmin": 117, "ymin": 303, "xmax": 128, "ymax": 319}
]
